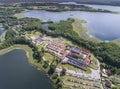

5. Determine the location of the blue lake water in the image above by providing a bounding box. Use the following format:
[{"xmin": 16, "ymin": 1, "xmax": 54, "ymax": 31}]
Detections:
[
  {"xmin": 23, "ymin": 5, "xmax": 120, "ymax": 41},
  {"xmin": 0, "ymin": 50, "xmax": 54, "ymax": 89}
]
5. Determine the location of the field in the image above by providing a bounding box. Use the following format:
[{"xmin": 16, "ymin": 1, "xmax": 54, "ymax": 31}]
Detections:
[
  {"xmin": 14, "ymin": 10, "xmax": 28, "ymax": 19},
  {"xmin": 44, "ymin": 52, "xmax": 55, "ymax": 64},
  {"xmin": 14, "ymin": 12, "xmax": 25, "ymax": 19}
]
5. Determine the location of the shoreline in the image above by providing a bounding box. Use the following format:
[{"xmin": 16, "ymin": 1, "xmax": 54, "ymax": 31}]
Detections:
[
  {"xmin": 0, "ymin": 45, "xmax": 47, "ymax": 73},
  {"xmin": 0, "ymin": 45, "xmax": 44, "ymax": 70},
  {"xmin": 14, "ymin": 10, "xmax": 26, "ymax": 19},
  {"xmin": 72, "ymin": 19, "xmax": 102, "ymax": 43},
  {"xmin": 24, "ymin": 8, "xmax": 115, "ymax": 13}
]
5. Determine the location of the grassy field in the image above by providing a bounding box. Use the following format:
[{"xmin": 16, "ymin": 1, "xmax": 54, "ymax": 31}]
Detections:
[
  {"xmin": 14, "ymin": 11, "xmax": 25, "ymax": 19},
  {"xmin": 44, "ymin": 52, "xmax": 55, "ymax": 64},
  {"xmin": 89, "ymin": 54, "xmax": 99, "ymax": 70},
  {"xmin": 37, "ymin": 45, "xmax": 43, "ymax": 51},
  {"xmin": 72, "ymin": 19, "xmax": 101, "ymax": 43}
]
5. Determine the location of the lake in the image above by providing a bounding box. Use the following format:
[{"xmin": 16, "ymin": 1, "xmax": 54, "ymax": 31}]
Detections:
[
  {"xmin": 23, "ymin": 5, "xmax": 120, "ymax": 41},
  {"xmin": 0, "ymin": 49, "xmax": 54, "ymax": 89}
]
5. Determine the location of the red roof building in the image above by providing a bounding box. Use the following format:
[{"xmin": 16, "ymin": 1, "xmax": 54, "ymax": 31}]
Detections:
[
  {"xmin": 46, "ymin": 40, "xmax": 67, "ymax": 59},
  {"xmin": 85, "ymin": 58, "xmax": 92, "ymax": 64}
]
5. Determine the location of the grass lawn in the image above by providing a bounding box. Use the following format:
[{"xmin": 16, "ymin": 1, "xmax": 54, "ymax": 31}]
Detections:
[
  {"xmin": 44, "ymin": 52, "xmax": 55, "ymax": 64},
  {"xmin": 91, "ymin": 54, "xmax": 98, "ymax": 62},
  {"xmin": 89, "ymin": 63, "xmax": 98, "ymax": 70},
  {"xmin": 72, "ymin": 19, "xmax": 101, "ymax": 43},
  {"xmin": 14, "ymin": 11, "xmax": 25, "ymax": 19},
  {"xmin": 37, "ymin": 45, "xmax": 43, "ymax": 51},
  {"xmin": 89, "ymin": 54, "xmax": 99, "ymax": 70},
  {"xmin": 86, "ymin": 69, "xmax": 92, "ymax": 74}
]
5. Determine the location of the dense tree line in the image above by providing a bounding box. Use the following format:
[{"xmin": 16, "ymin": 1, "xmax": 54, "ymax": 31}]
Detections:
[{"xmin": 20, "ymin": 18, "xmax": 46, "ymax": 33}]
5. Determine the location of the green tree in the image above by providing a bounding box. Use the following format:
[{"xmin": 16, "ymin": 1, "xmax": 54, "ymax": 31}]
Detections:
[
  {"xmin": 48, "ymin": 64, "xmax": 56, "ymax": 75},
  {"xmin": 52, "ymin": 73, "xmax": 58, "ymax": 79},
  {"xmin": 43, "ymin": 61, "xmax": 49, "ymax": 69},
  {"xmin": 60, "ymin": 68, "xmax": 66, "ymax": 76}
]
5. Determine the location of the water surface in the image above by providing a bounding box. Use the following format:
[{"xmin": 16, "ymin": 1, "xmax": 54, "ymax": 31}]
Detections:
[
  {"xmin": 0, "ymin": 49, "xmax": 54, "ymax": 89},
  {"xmin": 24, "ymin": 9, "xmax": 120, "ymax": 41}
]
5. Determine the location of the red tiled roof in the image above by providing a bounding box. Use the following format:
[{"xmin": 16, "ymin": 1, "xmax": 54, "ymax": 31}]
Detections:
[{"xmin": 85, "ymin": 58, "xmax": 92, "ymax": 63}]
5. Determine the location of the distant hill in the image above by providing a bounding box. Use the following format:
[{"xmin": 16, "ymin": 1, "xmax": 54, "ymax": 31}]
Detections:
[{"xmin": 1, "ymin": 0, "xmax": 120, "ymax": 6}]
